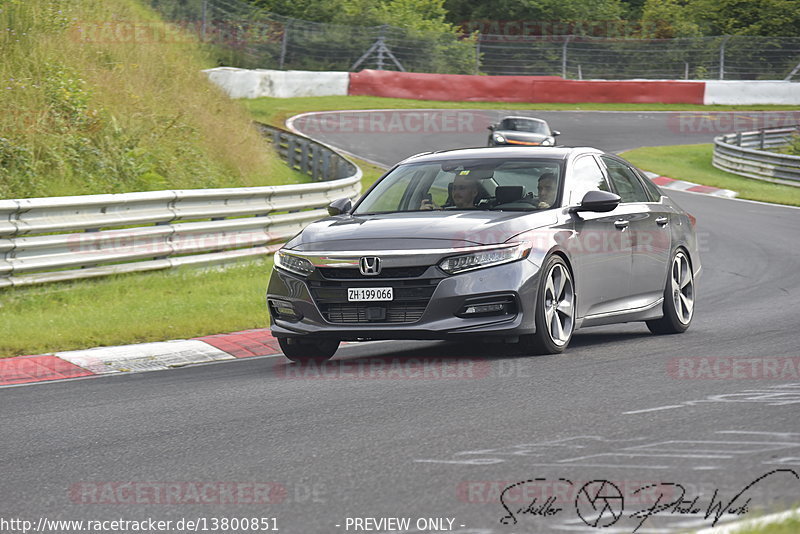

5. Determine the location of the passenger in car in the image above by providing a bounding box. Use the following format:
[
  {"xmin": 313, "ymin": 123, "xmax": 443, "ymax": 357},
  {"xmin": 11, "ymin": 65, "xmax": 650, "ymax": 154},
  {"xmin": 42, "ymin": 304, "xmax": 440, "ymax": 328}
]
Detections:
[{"xmin": 537, "ymin": 173, "xmax": 557, "ymax": 209}]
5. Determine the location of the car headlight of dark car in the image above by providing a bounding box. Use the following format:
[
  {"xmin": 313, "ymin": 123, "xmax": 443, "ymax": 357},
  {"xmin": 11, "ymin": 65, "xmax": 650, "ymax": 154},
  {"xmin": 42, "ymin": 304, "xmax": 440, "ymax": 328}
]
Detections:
[
  {"xmin": 274, "ymin": 250, "xmax": 315, "ymax": 277},
  {"xmin": 493, "ymin": 133, "xmax": 506, "ymax": 143},
  {"xmin": 438, "ymin": 242, "xmax": 532, "ymax": 274}
]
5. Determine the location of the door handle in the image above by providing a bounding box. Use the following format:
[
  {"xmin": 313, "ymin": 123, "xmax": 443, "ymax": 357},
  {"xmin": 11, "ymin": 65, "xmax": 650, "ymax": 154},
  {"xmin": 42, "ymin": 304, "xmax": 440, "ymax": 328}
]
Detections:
[
  {"xmin": 614, "ymin": 220, "xmax": 629, "ymax": 229},
  {"xmin": 655, "ymin": 217, "xmax": 669, "ymax": 226}
]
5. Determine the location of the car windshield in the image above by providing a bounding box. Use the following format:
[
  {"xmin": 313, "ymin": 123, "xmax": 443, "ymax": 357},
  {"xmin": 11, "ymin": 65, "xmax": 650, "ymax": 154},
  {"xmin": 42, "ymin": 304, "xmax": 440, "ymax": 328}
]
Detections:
[
  {"xmin": 499, "ymin": 118, "xmax": 548, "ymax": 134},
  {"xmin": 354, "ymin": 158, "xmax": 563, "ymax": 214}
]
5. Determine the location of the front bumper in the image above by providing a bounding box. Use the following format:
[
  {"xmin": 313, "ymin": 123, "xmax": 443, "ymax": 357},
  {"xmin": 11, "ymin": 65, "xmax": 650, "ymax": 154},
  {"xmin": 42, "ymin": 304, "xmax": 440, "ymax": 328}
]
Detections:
[{"xmin": 266, "ymin": 259, "xmax": 542, "ymax": 341}]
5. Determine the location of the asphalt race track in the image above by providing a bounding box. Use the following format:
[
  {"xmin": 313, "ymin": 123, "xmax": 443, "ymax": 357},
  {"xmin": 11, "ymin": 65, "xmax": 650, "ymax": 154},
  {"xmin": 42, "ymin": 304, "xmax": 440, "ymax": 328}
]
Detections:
[
  {"xmin": 288, "ymin": 109, "xmax": 800, "ymax": 165},
  {"xmin": 2, "ymin": 111, "xmax": 799, "ymax": 534}
]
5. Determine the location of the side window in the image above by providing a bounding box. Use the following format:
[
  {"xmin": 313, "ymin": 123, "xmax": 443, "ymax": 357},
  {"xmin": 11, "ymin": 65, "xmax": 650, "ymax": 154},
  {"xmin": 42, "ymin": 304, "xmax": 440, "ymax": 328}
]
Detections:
[
  {"xmin": 602, "ymin": 156, "xmax": 649, "ymax": 203},
  {"xmin": 358, "ymin": 169, "xmax": 416, "ymax": 212},
  {"xmin": 568, "ymin": 156, "xmax": 610, "ymax": 205},
  {"xmin": 636, "ymin": 169, "xmax": 664, "ymax": 201}
]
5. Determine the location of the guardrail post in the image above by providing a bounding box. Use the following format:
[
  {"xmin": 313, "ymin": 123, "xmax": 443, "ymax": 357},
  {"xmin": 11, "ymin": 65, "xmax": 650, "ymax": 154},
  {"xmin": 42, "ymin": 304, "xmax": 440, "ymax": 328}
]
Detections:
[
  {"xmin": 322, "ymin": 151, "xmax": 331, "ymax": 181},
  {"xmin": 759, "ymin": 130, "xmax": 766, "ymax": 150},
  {"xmin": 719, "ymin": 35, "xmax": 730, "ymax": 80},
  {"xmin": 287, "ymin": 136, "xmax": 296, "ymax": 170},
  {"xmin": 299, "ymin": 139, "xmax": 310, "ymax": 176}
]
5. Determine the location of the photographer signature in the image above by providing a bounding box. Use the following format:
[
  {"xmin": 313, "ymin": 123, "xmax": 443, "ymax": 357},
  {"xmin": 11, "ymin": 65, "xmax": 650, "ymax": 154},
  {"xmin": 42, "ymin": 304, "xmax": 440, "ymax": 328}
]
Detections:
[{"xmin": 498, "ymin": 468, "xmax": 799, "ymax": 532}]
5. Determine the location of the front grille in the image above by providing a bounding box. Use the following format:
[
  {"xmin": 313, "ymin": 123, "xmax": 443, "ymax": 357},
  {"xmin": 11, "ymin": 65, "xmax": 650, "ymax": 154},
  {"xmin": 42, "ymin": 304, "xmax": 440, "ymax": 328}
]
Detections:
[
  {"xmin": 309, "ymin": 276, "xmax": 441, "ymax": 324},
  {"xmin": 324, "ymin": 303, "xmax": 427, "ymax": 323},
  {"xmin": 318, "ymin": 266, "xmax": 429, "ymax": 279}
]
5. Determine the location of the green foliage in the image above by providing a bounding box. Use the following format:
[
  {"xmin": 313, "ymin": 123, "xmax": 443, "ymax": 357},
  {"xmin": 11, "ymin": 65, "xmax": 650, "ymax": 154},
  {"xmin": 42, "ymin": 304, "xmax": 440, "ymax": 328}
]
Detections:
[
  {"xmin": 688, "ymin": 0, "xmax": 800, "ymax": 37},
  {"xmin": 0, "ymin": 0, "xmax": 306, "ymax": 200},
  {"xmin": 639, "ymin": 0, "xmax": 702, "ymax": 38},
  {"xmin": 781, "ymin": 134, "xmax": 800, "ymax": 156}
]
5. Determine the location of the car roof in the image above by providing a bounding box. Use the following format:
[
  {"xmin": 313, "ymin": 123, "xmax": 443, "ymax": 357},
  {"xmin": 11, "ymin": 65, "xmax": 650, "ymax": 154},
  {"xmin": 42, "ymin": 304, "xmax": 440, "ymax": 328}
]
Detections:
[
  {"xmin": 499, "ymin": 116, "xmax": 548, "ymax": 123},
  {"xmin": 399, "ymin": 146, "xmax": 602, "ymax": 165}
]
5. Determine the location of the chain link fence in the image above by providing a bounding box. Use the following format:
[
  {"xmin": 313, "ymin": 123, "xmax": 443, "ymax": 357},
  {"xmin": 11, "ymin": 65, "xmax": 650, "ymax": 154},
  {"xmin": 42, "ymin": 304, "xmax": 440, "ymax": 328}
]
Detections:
[{"xmin": 148, "ymin": 0, "xmax": 800, "ymax": 80}]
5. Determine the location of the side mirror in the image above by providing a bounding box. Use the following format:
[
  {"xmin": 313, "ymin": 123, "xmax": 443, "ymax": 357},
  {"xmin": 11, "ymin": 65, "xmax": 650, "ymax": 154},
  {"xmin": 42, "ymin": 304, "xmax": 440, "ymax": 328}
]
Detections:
[
  {"xmin": 551, "ymin": 130, "xmax": 561, "ymax": 136},
  {"xmin": 569, "ymin": 190, "xmax": 620, "ymax": 213},
  {"xmin": 488, "ymin": 124, "xmax": 496, "ymax": 131},
  {"xmin": 327, "ymin": 198, "xmax": 352, "ymax": 216}
]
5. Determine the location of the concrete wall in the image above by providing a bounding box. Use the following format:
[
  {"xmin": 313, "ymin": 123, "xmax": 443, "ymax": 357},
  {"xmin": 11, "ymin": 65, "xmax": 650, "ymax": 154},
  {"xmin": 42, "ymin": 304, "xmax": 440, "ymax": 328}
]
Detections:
[
  {"xmin": 705, "ymin": 81, "xmax": 800, "ymax": 105},
  {"xmin": 204, "ymin": 68, "xmax": 349, "ymax": 99},
  {"xmin": 205, "ymin": 67, "xmax": 800, "ymax": 105}
]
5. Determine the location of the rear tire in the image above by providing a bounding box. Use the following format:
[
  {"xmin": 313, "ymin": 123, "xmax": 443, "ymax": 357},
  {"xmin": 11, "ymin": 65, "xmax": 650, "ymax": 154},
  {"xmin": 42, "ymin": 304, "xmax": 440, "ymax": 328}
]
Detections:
[
  {"xmin": 521, "ymin": 255, "xmax": 576, "ymax": 355},
  {"xmin": 646, "ymin": 249, "xmax": 695, "ymax": 335},
  {"xmin": 278, "ymin": 337, "xmax": 339, "ymax": 363}
]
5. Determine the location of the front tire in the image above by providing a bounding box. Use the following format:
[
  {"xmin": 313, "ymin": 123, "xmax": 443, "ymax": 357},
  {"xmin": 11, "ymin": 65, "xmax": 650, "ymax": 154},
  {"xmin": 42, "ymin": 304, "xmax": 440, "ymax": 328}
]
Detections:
[
  {"xmin": 278, "ymin": 337, "xmax": 339, "ymax": 363},
  {"xmin": 522, "ymin": 255, "xmax": 576, "ymax": 355},
  {"xmin": 647, "ymin": 249, "xmax": 695, "ymax": 334}
]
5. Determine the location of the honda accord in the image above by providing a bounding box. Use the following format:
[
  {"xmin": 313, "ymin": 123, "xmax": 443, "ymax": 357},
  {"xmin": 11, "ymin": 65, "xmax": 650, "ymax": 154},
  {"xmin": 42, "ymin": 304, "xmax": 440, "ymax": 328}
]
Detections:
[{"xmin": 267, "ymin": 147, "xmax": 700, "ymax": 362}]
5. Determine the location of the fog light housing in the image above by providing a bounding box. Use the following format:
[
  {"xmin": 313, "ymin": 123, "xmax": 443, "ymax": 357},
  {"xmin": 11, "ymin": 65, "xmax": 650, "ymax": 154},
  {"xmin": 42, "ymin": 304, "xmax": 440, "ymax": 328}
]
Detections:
[
  {"xmin": 457, "ymin": 294, "xmax": 517, "ymax": 318},
  {"xmin": 464, "ymin": 303, "xmax": 506, "ymax": 315},
  {"xmin": 269, "ymin": 299, "xmax": 302, "ymax": 322}
]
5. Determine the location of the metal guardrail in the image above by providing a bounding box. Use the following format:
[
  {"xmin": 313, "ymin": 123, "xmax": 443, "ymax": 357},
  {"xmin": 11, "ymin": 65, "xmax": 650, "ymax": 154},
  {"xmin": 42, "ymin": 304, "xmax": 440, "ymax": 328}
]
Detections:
[
  {"xmin": 258, "ymin": 123, "xmax": 356, "ymax": 181},
  {"xmin": 713, "ymin": 126, "xmax": 800, "ymax": 187},
  {"xmin": 0, "ymin": 127, "xmax": 362, "ymax": 288}
]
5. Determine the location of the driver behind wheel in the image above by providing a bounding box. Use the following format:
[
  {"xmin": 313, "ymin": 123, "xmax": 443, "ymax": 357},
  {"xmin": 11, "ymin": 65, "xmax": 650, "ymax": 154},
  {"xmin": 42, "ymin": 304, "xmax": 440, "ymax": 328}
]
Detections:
[{"xmin": 420, "ymin": 173, "xmax": 479, "ymax": 210}]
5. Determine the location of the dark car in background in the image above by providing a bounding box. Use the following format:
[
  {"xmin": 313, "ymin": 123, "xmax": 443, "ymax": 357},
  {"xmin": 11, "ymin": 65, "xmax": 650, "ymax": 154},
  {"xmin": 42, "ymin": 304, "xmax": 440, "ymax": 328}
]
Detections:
[
  {"xmin": 488, "ymin": 116, "xmax": 560, "ymax": 147},
  {"xmin": 267, "ymin": 147, "xmax": 699, "ymax": 363}
]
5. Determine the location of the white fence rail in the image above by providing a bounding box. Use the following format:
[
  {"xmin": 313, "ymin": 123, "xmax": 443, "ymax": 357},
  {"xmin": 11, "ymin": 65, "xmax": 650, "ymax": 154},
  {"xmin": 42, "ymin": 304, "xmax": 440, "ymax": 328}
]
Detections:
[
  {"xmin": 0, "ymin": 127, "xmax": 362, "ymax": 288},
  {"xmin": 713, "ymin": 126, "xmax": 800, "ymax": 186}
]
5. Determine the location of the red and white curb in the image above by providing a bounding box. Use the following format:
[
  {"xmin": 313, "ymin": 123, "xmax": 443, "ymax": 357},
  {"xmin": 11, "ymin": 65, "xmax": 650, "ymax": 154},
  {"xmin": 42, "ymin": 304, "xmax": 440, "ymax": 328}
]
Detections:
[
  {"xmin": 642, "ymin": 171, "xmax": 738, "ymax": 198},
  {"xmin": 0, "ymin": 329, "xmax": 283, "ymax": 386}
]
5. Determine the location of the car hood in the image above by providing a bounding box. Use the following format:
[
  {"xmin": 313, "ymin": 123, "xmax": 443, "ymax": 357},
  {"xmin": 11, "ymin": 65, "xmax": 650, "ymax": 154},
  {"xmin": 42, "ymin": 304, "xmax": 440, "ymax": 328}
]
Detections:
[
  {"xmin": 495, "ymin": 130, "xmax": 551, "ymax": 144},
  {"xmin": 286, "ymin": 210, "xmax": 559, "ymax": 252}
]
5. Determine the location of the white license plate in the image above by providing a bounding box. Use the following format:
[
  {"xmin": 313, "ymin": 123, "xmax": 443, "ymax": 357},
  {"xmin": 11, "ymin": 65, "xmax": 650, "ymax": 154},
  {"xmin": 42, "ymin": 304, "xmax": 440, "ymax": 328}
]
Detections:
[{"xmin": 347, "ymin": 287, "xmax": 393, "ymax": 302}]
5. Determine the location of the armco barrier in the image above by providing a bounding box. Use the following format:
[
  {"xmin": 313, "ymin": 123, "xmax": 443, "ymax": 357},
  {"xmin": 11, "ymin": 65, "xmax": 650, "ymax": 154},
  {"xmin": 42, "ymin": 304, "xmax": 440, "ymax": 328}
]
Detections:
[
  {"xmin": 713, "ymin": 126, "xmax": 800, "ymax": 186},
  {"xmin": 348, "ymin": 69, "xmax": 706, "ymax": 104},
  {"xmin": 0, "ymin": 127, "xmax": 361, "ymax": 288},
  {"xmin": 257, "ymin": 123, "xmax": 355, "ymax": 181}
]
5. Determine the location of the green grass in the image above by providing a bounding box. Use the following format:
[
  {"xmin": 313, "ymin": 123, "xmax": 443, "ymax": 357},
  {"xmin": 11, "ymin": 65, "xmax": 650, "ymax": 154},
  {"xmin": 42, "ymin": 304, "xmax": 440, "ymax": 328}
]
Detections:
[
  {"xmin": 703, "ymin": 512, "xmax": 800, "ymax": 534},
  {"xmin": 242, "ymin": 96, "xmax": 799, "ymax": 129},
  {"xmin": 622, "ymin": 144, "xmax": 800, "ymax": 206},
  {"xmin": 0, "ymin": 0, "xmax": 306, "ymax": 199},
  {"xmin": 0, "ymin": 259, "xmax": 273, "ymax": 358}
]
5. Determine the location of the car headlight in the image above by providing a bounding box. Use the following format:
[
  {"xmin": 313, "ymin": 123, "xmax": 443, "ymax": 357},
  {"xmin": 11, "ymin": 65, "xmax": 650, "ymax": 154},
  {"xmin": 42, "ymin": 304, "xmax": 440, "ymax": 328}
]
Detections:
[
  {"xmin": 274, "ymin": 250, "xmax": 315, "ymax": 276},
  {"xmin": 541, "ymin": 137, "xmax": 555, "ymax": 146},
  {"xmin": 438, "ymin": 243, "xmax": 531, "ymax": 274},
  {"xmin": 493, "ymin": 133, "xmax": 505, "ymax": 143}
]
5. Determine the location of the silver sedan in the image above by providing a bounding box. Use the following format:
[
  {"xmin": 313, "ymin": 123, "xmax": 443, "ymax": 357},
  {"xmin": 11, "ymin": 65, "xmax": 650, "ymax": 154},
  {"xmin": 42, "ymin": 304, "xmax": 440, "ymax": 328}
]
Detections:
[{"xmin": 267, "ymin": 147, "xmax": 700, "ymax": 362}]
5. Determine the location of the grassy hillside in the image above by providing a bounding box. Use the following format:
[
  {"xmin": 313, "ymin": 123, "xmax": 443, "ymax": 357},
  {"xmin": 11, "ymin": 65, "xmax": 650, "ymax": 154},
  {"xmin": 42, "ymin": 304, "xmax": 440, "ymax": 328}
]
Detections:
[{"xmin": 0, "ymin": 0, "xmax": 302, "ymax": 199}]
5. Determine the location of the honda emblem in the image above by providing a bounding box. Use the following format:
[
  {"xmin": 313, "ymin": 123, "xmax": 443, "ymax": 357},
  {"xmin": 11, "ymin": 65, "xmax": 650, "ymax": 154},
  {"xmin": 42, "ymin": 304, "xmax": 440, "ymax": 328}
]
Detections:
[{"xmin": 359, "ymin": 257, "xmax": 381, "ymax": 276}]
